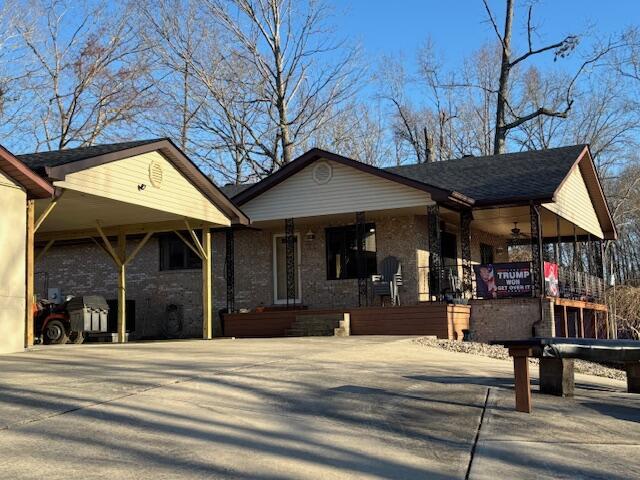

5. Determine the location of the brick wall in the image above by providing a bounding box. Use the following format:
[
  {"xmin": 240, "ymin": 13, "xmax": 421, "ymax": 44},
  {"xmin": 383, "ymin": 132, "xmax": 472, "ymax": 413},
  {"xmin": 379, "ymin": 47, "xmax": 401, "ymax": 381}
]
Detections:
[
  {"xmin": 214, "ymin": 213, "xmax": 426, "ymax": 313},
  {"xmin": 37, "ymin": 237, "xmax": 204, "ymax": 338},
  {"xmin": 37, "ymin": 212, "xmax": 523, "ymax": 340},
  {"xmin": 469, "ymin": 297, "xmax": 555, "ymax": 343}
]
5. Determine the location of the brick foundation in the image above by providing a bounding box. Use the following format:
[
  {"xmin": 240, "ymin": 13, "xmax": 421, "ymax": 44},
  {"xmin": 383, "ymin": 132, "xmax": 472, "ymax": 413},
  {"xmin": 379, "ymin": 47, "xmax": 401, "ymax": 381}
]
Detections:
[{"xmin": 469, "ymin": 297, "xmax": 555, "ymax": 343}]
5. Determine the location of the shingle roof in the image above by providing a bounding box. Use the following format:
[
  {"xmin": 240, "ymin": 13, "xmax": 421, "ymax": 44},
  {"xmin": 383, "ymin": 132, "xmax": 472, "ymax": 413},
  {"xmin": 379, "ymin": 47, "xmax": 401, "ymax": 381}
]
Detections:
[
  {"xmin": 0, "ymin": 144, "xmax": 53, "ymax": 198},
  {"xmin": 385, "ymin": 145, "xmax": 587, "ymax": 205},
  {"xmin": 16, "ymin": 139, "xmax": 164, "ymax": 175},
  {"xmin": 221, "ymin": 183, "xmax": 255, "ymax": 199}
]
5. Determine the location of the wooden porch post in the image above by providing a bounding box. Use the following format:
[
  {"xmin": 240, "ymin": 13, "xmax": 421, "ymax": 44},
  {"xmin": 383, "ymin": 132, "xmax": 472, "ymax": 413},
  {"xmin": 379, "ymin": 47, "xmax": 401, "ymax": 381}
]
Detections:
[
  {"xmin": 563, "ymin": 305, "xmax": 568, "ymax": 338},
  {"xmin": 25, "ymin": 200, "xmax": 35, "ymax": 347},
  {"xmin": 117, "ymin": 232, "xmax": 127, "ymax": 343},
  {"xmin": 579, "ymin": 307, "xmax": 585, "ymax": 338},
  {"xmin": 202, "ymin": 227, "xmax": 212, "ymax": 340}
]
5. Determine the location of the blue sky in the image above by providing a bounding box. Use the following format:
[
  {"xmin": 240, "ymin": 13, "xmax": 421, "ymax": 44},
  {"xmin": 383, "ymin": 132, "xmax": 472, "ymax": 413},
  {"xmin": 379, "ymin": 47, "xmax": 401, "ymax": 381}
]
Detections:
[{"xmin": 332, "ymin": 0, "xmax": 634, "ymax": 81}]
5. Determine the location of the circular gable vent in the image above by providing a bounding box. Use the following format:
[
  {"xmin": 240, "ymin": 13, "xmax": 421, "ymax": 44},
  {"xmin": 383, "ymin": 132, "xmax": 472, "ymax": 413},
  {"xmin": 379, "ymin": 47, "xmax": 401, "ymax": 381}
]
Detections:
[
  {"xmin": 312, "ymin": 161, "xmax": 332, "ymax": 185},
  {"xmin": 149, "ymin": 160, "xmax": 163, "ymax": 188}
]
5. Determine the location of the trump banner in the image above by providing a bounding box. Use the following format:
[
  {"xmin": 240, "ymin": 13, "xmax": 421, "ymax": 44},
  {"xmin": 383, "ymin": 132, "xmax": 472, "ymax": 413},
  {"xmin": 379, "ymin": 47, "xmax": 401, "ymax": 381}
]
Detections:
[{"xmin": 473, "ymin": 262, "xmax": 532, "ymax": 299}]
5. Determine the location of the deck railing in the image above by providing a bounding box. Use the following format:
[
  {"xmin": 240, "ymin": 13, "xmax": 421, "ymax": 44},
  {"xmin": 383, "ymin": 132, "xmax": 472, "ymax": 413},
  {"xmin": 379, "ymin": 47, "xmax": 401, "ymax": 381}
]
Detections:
[
  {"xmin": 558, "ymin": 268, "xmax": 605, "ymax": 303},
  {"xmin": 418, "ymin": 263, "xmax": 605, "ymax": 304}
]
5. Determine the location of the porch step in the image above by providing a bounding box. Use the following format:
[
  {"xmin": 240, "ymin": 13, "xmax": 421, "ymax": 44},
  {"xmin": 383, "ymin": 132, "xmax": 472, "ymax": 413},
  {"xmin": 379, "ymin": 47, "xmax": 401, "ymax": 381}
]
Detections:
[{"xmin": 285, "ymin": 313, "xmax": 347, "ymax": 337}]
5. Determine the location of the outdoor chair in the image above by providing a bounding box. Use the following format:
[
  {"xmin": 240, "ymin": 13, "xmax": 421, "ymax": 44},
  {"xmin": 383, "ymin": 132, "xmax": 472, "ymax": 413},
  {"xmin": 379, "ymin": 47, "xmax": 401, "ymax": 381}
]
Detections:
[
  {"xmin": 372, "ymin": 256, "xmax": 403, "ymax": 306},
  {"xmin": 441, "ymin": 266, "xmax": 462, "ymax": 301}
]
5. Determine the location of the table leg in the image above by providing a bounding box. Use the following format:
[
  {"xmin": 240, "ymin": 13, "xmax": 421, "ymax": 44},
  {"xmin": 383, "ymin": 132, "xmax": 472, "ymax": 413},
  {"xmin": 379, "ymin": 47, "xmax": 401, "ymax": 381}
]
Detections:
[
  {"xmin": 509, "ymin": 347, "xmax": 533, "ymax": 413},
  {"xmin": 540, "ymin": 358, "xmax": 574, "ymax": 396},
  {"xmin": 626, "ymin": 362, "xmax": 640, "ymax": 394}
]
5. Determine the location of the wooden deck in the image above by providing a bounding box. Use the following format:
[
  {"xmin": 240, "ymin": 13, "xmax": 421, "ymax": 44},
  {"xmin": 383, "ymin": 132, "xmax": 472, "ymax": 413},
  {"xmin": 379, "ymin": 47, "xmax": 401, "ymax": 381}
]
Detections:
[
  {"xmin": 223, "ymin": 303, "xmax": 470, "ymax": 339},
  {"xmin": 552, "ymin": 297, "xmax": 609, "ymax": 339}
]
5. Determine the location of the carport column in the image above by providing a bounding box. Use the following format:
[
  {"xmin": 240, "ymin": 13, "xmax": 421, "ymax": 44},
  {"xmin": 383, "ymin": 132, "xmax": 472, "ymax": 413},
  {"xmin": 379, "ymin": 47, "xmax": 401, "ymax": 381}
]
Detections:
[
  {"xmin": 25, "ymin": 200, "xmax": 35, "ymax": 347},
  {"xmin": 202, "ymin": 226, "xmax": 212, "ymax": 339},
  {"xmin": 117, "ymin": 232, "xmax": 127, "ymax": 343}
]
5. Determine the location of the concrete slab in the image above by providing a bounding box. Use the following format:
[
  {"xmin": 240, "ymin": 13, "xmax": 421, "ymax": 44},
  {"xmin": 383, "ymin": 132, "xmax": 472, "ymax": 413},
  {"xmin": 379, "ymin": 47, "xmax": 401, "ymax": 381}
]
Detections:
[{"xmin": 0, "ymin": 337, "xmax": 637, "ymax": 479}]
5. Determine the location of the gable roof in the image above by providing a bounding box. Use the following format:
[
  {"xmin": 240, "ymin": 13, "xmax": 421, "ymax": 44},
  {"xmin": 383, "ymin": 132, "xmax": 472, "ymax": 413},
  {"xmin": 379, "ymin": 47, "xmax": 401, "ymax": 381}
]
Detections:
[
  {"xmin": 232, "ymin": 148, "xmax": 472, "ymax": 207},
  {"xmin": 0, "ymin": 144, "xmax": 53, "ymax": 199},
  {"xmin": 228, "ymin": 144, "xmax": 616, "ymax": 239},
  {"xmin": 387, "ymin": 145, "xmax": 615, "ymax": 239},
  {"xmin": 18, "ymin": 138, "xmax": 249, "ymax": 225},
  {"xmin": 385, "ymin": 145, "xmax": 586, "ymax": 206}
]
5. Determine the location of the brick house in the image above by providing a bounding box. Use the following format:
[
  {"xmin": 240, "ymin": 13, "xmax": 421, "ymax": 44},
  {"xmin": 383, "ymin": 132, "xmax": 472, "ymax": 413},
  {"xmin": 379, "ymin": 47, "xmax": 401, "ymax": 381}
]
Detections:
[{"xmin": 27, "ymin": 143, "xmax": 616, "ymax": 342}]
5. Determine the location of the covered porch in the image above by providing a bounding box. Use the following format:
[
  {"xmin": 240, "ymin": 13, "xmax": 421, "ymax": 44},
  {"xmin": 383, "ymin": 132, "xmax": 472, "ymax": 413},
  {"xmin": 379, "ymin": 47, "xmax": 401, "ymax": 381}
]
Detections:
[{"xmin": 427, "ymin": 202, "xmax": 612, "ymax": 340}]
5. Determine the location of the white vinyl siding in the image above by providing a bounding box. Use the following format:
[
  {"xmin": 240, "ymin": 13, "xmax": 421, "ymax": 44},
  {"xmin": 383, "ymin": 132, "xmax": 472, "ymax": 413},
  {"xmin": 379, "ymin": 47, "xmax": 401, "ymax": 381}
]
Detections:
[
  {"xmin": 54, "ymin": 151, "xmax": 230, "ymax": 226},
  {"xmin": 543, "ymin": 167, "xmax": 604, "ymax": 238},
  {"xmin": 242, "ymin": 159, "xmax": 433, "ymax": 222}
]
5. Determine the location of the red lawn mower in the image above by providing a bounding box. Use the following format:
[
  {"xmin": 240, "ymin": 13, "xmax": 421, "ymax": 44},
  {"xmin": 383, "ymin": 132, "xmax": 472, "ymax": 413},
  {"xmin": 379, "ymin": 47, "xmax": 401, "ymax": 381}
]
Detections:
[{"xmin": 34, "ymin": 295, "xmax": 109, "ymax": 345}]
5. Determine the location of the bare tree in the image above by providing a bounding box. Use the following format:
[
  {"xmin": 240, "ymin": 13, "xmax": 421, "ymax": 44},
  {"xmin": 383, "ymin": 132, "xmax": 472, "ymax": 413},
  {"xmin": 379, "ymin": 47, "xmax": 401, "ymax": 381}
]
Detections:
[
  {"xmin": 139, "ymin": 0, "xmax": 264, "ymax": 184},
  {"xmin": 607, "ymin": 284, "xmax": 640, "ymax": 339},
  {"xmin": 0, "ymin": 0, "xmax": 34, "ymax": 142},
  {"xmin": 307, "ymin": 100, "xmax": 391, "ymax": 166},
  {"xmin": 136, "ymin": 0, "xmax": 207, "ymax": 152},
  {"xmin": 204, "ymin": 0, "xmax": 360, "ymax": 169},
  {"xmin": 482, "ymin": 0, "xmax": 600, "ymax": 154},
  {"xmin": 16, "ymin": 0, "xmax": 155, "ymax": 150}
]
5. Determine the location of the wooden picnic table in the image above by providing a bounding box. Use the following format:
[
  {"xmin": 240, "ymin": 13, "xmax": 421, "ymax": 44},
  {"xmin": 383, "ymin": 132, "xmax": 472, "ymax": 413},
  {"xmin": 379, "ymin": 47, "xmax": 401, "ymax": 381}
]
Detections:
[{"xmin": 492, "ymin": 338, "xmax": 640, "ymax": 413}]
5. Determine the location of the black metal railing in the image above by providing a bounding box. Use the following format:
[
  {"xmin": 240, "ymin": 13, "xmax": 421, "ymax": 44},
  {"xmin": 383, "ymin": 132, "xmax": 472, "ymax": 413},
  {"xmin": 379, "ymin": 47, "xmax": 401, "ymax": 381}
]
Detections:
[
  {"xmin": 418, "ymin": 264, "xmax": 470, "ymax": 302},
  {"xmin": 418, "ymin": 263, "xmax": 606, "ymax": 304}
]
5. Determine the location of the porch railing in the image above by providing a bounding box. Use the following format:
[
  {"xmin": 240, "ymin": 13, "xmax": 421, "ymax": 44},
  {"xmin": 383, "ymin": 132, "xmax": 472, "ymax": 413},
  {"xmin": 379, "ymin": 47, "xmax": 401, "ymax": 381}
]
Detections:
[
  {"xmin": 418, "ymin": 263, "xmax": 605, "ymax": 304},
  {"xmin": 558, "ymin": 268, "xmax": 605, "ymax": 303}
]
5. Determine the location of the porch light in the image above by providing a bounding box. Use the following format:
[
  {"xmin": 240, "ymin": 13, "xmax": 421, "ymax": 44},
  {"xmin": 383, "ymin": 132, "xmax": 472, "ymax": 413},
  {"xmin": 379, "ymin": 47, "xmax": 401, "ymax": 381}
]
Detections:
[{"xmin": 305, "ymin": 230, "xmax": 315, "ymax": 241}]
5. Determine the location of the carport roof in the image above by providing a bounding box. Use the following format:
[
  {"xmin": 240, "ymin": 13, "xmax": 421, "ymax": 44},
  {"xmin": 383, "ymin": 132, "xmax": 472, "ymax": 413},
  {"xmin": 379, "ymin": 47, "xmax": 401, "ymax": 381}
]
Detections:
[
  {"xmin": 17, "ymin": 139, "xmax": 161, "ymax": 175},
  {"xmin": 18, "ymin": 138, "xmax": 248, "ymax": 225},
  {"xmin": 0, "ymin": 144, "xmax": 53, "ymax": 199}
]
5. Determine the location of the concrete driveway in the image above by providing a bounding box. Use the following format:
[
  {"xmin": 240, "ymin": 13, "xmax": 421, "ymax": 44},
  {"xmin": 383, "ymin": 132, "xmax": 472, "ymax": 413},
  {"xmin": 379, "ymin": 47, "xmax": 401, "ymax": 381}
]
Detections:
[{"xmin": 0, "ymin": 337, "xmax": 638, "ymax": 479}]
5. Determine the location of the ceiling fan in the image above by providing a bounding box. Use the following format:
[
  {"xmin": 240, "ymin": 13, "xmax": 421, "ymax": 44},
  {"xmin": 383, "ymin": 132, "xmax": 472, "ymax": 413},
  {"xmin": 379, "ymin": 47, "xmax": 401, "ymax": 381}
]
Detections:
[{"xmin": 509, "ymin": 222, "xmax": 529, "ymax": 244}]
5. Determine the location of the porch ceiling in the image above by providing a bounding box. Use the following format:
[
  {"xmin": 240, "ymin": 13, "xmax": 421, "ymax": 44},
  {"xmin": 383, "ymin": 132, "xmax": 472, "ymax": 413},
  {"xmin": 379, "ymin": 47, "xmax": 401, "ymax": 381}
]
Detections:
[
  {"xmin": 442, "ymin": 206, "xmax": 593, "ymax": 239},
  {"xmin": 34, "ymin": 190, "xmax": 211, "ymax": 240}
]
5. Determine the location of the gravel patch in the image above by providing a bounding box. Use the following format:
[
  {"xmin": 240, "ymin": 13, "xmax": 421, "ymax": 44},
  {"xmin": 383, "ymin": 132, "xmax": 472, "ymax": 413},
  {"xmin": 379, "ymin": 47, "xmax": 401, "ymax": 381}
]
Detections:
[{"xmin": 413, "ymin": 337, "xmax": 626, "ymax": 381}]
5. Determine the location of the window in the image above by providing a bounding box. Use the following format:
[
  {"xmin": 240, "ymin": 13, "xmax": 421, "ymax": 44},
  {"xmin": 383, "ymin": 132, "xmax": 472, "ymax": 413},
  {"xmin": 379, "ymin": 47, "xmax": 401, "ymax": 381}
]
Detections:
[
  {"xmin": 159, "ymin": 232, "xmax": 202, "ymax": 271},
  {"xmin": 326, "ymin": 223, "xmax": 377, "ymax": 280},
  {"xmin": 480, "ymin": 243, "xmax": 495, "ymax": 264}
]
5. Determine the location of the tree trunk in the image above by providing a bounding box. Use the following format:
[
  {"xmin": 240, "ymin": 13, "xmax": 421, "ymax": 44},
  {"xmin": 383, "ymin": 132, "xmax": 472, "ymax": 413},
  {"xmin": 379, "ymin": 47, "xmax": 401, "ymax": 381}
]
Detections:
[{"xmin": 493, "ymin": 0, "xmax": 514, "ymax": 154}]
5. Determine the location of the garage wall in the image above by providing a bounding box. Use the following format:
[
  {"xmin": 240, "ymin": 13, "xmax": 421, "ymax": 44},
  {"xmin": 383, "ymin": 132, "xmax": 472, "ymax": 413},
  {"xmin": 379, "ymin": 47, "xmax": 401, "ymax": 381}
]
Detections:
[{"xmin": 0, "ymin": 170, "xmax": 27, "ymax": 354}]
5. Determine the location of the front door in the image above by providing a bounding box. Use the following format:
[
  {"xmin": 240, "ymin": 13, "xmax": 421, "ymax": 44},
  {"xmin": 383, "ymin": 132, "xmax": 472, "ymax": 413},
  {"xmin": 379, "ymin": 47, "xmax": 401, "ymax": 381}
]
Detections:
[{"xmin": 273, "ymin": 234, "xmax": 301, "ymax": 304}]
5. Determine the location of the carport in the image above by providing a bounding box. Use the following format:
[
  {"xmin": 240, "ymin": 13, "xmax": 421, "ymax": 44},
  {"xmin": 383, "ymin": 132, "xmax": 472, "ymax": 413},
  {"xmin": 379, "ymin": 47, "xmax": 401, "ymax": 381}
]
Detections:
[{"xmin": 18, "ymin": 138, "xmax": 248, "ymax": 346}]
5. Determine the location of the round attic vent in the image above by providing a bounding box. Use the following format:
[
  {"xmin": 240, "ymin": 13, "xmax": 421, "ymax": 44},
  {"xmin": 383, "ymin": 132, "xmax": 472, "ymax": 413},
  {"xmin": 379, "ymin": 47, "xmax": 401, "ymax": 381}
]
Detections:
[
  {"xmin": 312, "ymin": 161, "xmax": 332, "ymax": 185},
  {"xmin": 149, "ymin": 160, "xmax": 163, "ymax": 188}
]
